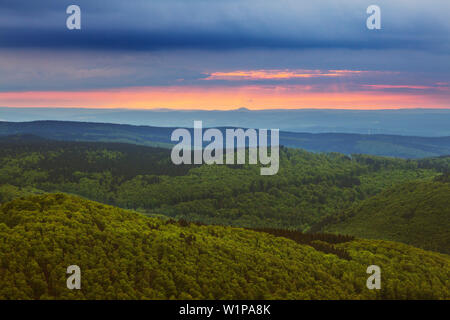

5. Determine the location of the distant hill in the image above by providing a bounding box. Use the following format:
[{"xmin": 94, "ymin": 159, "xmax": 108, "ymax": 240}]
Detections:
[
  {"xmin": 1, "ymin": 120, "xmax": 450, "ymax": 158},
  {"xmin": 0, "ymin": 193, "xmax": 448, "ymax": 299},
  {"xmin": 319, "ymin": 180, "xmax": 450, "ymax": 254},
  {"xmin": 2, "ymin": 107, "xmax": 450, "ymax": 136}
]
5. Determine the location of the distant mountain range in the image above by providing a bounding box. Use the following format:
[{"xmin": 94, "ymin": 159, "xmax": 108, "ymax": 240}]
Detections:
[
  {"xmin": 1, "ymin": 107, "xmax": 450, "ymax": 136},
  {"xmin": 1, "ymin": 120, "xmax": 450, "ymax": 158}
]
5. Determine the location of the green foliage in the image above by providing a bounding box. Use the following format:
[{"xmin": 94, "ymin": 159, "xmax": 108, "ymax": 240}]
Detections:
[
  {"xmin": 0, "ymin": 138, "xmax": 445, "ymax": 233},
  {"xmin": 246, "ymin": 228, "xmax": 354, "ymax": 260},
  {"xmin": 0, "ymin": 194, "xmax": 448, "ymax": 300},
  {"xmin": 0, "ymin": 184, "xmax": 44, "ymax": 204},
  {"xmin": 321, "ymin": 180, "xmax": 450, "ymax": 254}
]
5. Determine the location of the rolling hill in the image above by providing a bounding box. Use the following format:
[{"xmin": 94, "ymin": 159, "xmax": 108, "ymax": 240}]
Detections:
[
  {"xmin": 320, "ymin": 179, "xmax": 450, "ymax": 254},
  {"xmin": 2, "ymin": 107, "xmax": 450, "ymax": 137},
  {"xmin": 1, "ymin": 120, "xmax": 450, "ymax": 158},
  {"xmin": 0, "ymin": 193, "xmax": 448, "ymax": 300},
  {"xmin": 1, "ymin": 135, "xmax": 447, "ymax": 233}
]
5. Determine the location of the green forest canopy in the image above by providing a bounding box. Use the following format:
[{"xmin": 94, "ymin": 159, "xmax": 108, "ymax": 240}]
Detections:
[
  {"xmin": 1, "ymin": 136, "xmax": 448, "ymax": 234},
  {"xmin": 320, "ymin": 179, "xmax": 450, "ymax": 254},
  {"xmin": 0, "ymin": 194, "xmax": 448, "ymax": 300}
]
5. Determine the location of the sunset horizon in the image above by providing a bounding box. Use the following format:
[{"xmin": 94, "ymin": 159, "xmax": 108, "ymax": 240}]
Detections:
[
  {"xmin": 1, "ymin": 0, "xmax": 448, "ymax": 112},
  {"xmin": 1, "ymin": 79, "xmax": 449, "ymax": 110}
]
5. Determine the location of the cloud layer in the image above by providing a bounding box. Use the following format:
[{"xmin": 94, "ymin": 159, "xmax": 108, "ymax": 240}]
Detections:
[
  {"xmin": 0, "ymin": 0, "xmax": 448, "ymax": 109},
  {"xmin": 0, "ymin": 0, "xmax": 449, "ymax": 52}
]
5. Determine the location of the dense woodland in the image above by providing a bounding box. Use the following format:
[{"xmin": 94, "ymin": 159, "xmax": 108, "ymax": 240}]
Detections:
[
  {"xmin": 319, "ymin": 179, "xmax": 450, "ymax": 254},
  {"xmin": 1, "ymin": 135, "xmax": 448, "ymax": 233},
  {"xmin": 0, "ymin": 194, "xmax": 448, "ymax": 300},
  {"xmin": 0, "ymin": 135, "xmax": 449, "ymax": 300}
]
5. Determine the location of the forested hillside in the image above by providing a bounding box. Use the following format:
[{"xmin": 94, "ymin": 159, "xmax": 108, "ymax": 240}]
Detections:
[
  {"xmin": 318, "ymin": 179, "xmax": 450, "ymax": 254},
  {"xmin": 1, "ymin": 136, "xmax": 448, "ymax": 232},
  {"xmin": 0, "ymin": 194, "xmax": 448, "ymax": 300}
]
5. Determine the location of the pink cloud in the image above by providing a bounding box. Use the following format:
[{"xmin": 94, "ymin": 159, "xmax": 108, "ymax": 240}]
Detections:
[
  {"xmin": 363, "ymin": 84, "xmax": 434, "ymax": 90},
  {"xmin": 203, "ymin": 69, "xmax": 373, "ymax": 81}
]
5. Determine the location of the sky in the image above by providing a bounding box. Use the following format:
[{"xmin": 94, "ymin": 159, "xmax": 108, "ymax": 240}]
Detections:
[{"xmin": 0, "ymin": 0, "xmax": 449, "ymax": 110}]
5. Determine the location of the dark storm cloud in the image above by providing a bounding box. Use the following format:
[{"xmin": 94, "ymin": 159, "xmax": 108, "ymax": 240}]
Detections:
[
  {"xmin": 0, "ymin": 0, "xmax": 448, "ymax": 52},
  {"xmin": 0, "ymin": 28, "xmax": 434, "ymax": 51},
  {"xmin": 0, "ymin": 0, "xmax": 448, "ymax": 92}
]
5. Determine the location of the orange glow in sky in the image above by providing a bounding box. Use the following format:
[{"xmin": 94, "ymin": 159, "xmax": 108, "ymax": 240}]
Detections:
[{"xmin": 0, "ymin": 85, "xmax": 449, "ymax": 110}]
